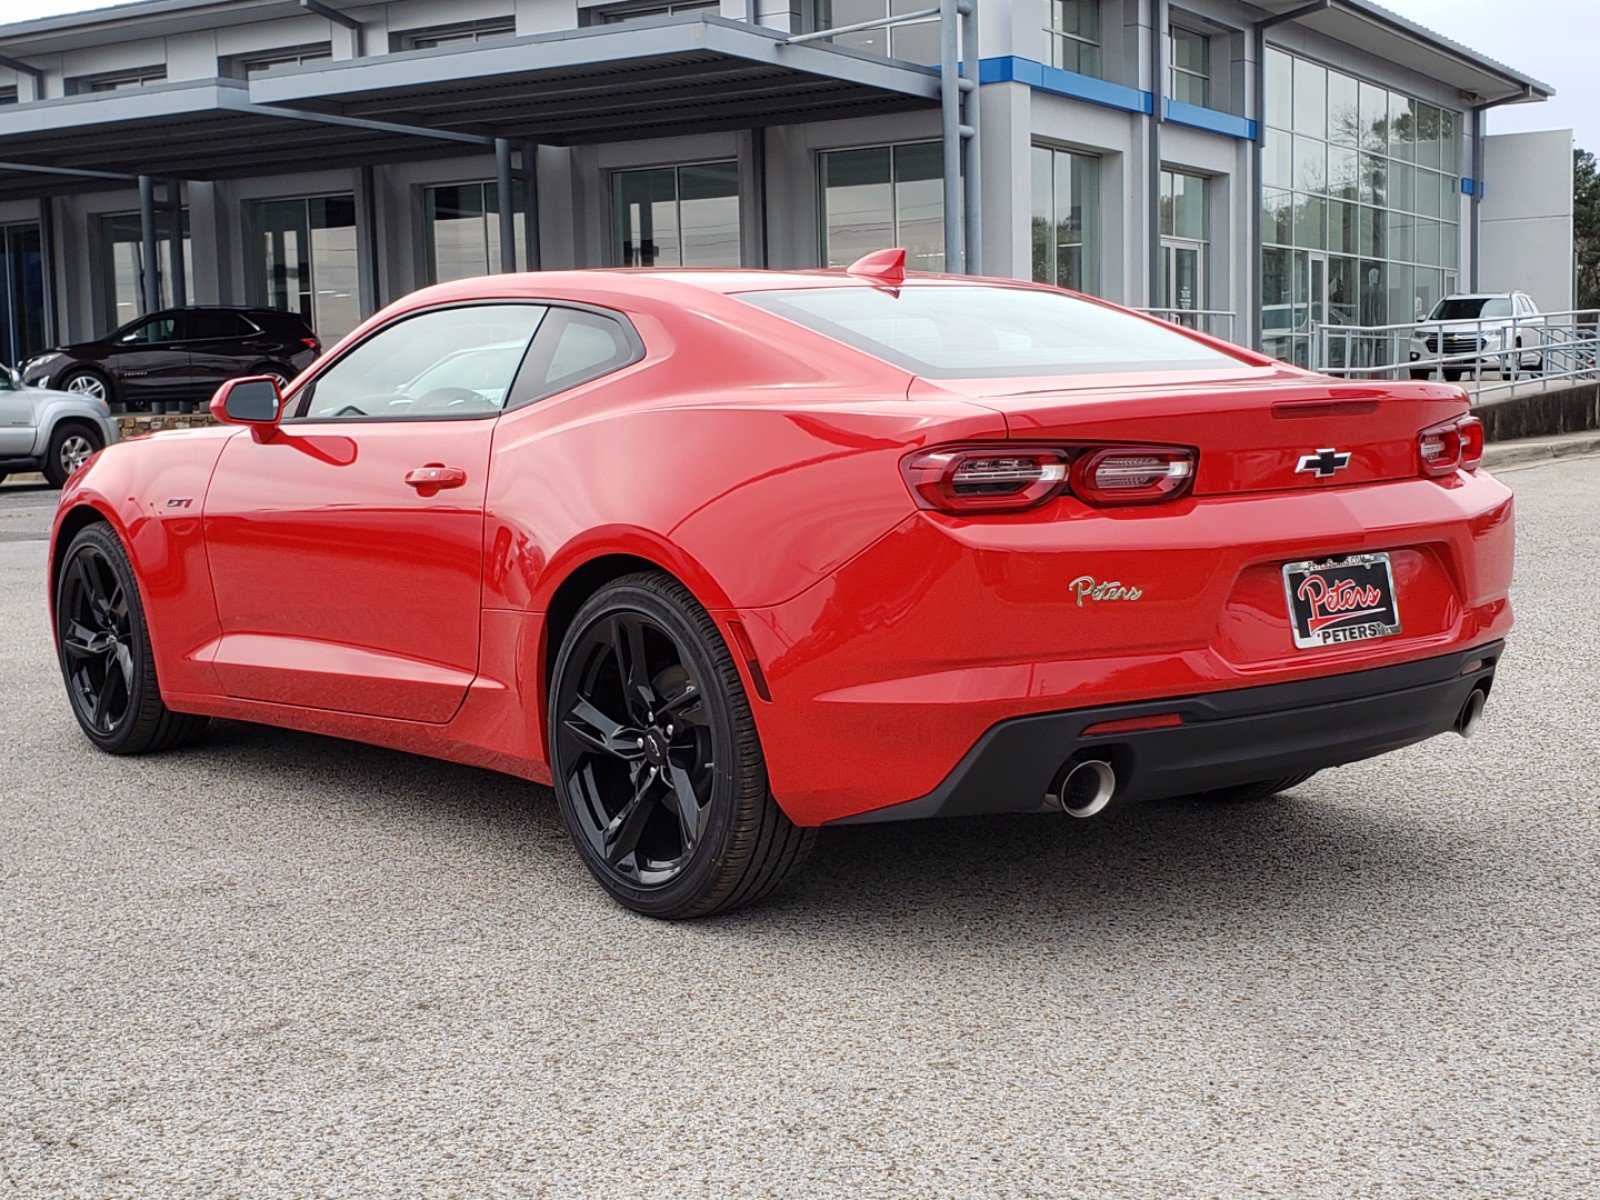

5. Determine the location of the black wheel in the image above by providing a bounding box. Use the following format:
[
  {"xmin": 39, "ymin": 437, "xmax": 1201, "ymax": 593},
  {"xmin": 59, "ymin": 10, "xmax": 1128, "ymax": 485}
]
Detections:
[
  {"xmin": 55, "ymin": 523, "xmax": 208, "ymax": 755},
  {"xmin": 549, "ymin": 572, "xmax": 815, "ymax": 919},
  {"xmin": 43, "ymin": 422, "xmax": 104, "ymax": 487},
  {"xmin": 1192, "ymin": 772, "xmax": 1317, "ymax": 804},
  {"xmin": 59, "ymin": 368, "xmax": 114, "ymax": 407}
]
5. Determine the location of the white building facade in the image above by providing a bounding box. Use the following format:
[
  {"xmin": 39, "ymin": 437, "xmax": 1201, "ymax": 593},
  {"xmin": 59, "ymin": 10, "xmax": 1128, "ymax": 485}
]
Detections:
[{"xmin": 0, "ymin": 0, "xmax": 1555, "ymax": 371}]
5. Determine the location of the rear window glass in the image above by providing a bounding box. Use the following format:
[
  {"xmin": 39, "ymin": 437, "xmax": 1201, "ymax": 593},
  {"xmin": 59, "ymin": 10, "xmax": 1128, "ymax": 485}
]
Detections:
[{"xmin": 736, "ymin": 285, "xmax": 1245, "ymax": 378}]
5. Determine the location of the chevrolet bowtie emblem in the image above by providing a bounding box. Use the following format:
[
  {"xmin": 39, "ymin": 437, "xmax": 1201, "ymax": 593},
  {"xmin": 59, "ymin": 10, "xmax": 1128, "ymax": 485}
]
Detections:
[{"xmin": 1295, "ymin": 448, "xmax": 1352, "ymax": 478}]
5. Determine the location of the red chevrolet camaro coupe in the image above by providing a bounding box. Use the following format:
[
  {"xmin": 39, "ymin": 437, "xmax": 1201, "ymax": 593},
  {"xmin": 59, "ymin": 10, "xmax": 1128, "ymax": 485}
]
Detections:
[{"xmin": 49, "ymin": 251, "xmax": 1512, "ymax": 918}]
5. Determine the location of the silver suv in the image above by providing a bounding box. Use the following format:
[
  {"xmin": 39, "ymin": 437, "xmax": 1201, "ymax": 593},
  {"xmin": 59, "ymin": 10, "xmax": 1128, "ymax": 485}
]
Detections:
[
  {"xmin": 1408, "ymin": 292, "xmax": 1544, "ymax": 381},
  {"xmin": 0, "ymin": 365, "xmax": 120, "ymax": 488}
]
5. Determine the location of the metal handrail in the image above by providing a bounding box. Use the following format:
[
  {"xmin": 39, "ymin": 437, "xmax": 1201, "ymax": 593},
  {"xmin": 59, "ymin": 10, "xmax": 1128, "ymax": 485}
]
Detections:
[
  {"xmin": 1136, "ymin": 308, "xmax": 1238, "ymax": 343},
  {"xmin": 1308, "ymin": 308, "xmax": 1600, "ymax": 403}
]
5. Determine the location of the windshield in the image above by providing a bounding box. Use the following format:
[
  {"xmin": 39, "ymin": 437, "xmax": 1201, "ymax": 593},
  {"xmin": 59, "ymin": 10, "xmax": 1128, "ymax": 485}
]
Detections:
[
  {"xmin": 1430, "ymin": 297, "xmax": 1512, "ymax": 321},
  {"xmin": 736, "ymin": 285, "xmax": 1247, "ymax": 378}
]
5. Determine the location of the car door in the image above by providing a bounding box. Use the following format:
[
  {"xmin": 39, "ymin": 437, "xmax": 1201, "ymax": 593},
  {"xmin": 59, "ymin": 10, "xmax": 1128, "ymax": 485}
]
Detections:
[
  {"xmin": 180, "ymin": 310, "xmax": 255, "ymax": 404},
  {"xmin": 200, "ymin": 301, "xmax": 547, "ymax": 724},
  {"xmin": 0, "ymin": 369, "xmax": 36, "ymax": 457},
  {"xmin": 107, "ymin": 312, "xmax": 191, "ymax": 407}
]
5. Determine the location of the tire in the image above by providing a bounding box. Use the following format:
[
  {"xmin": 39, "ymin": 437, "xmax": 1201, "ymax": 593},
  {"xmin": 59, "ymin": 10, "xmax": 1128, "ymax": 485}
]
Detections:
[
  {"xmin": 1192, "ymin": 772, "xmax": 1317, "ymax": 804},
  {"xmin": 548, "ymin": 571, "xmax": 815, "ymax": 919},
  {"xmin": 55, "ymin": 522, "xmax": 208, "ymax": 755},
  {"xmin": 58, "ymin": 368, "xmax": 114, "ymax": 408},
  {"xmin": 43, "ymin": 422, "xmax": 104, "ymax": 487}
]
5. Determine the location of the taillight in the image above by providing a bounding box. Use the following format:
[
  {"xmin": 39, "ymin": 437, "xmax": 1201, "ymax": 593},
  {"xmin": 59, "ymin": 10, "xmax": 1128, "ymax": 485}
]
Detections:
[
  {"xmin": 900, "ymin": 447, "xmax": 1070, "ymax": 513},
  {"xmin": 301, "ymin": 336, "xmax": 321, "ymax": 352},
  {"xmin": 1071, "ymin": 446, "xmax": 1196, "ymax": 506},
  {"xmin": 900, "ymin": 443, "xmax": 1196, "ymax": 514},
  {"xmin": 1419, "ymin": 415, "xmax": 1483, "ymax": 476}
]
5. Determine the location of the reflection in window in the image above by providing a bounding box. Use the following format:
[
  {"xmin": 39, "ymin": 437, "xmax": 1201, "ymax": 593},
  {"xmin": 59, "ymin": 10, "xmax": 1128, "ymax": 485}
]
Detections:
[
  {"xmin": 97, "ymin": 211, "xmax": 192, "ymax": 335},
  {"xmin": 425, "ymin": 182, "xmax": 528, "ymax": 283},
  {"xmin": 1043, "ymin": 0, "xmax": 1099, "ymax": 76},
  {"xmin": 1168, "ymin": 26, "xmax": 1209, "ymax": 108},
  {"xmin": 611, "ymin": 161, "xmax": 741, "ymax": 267},
  {"xmin": 820, "ymin": 143, "xmax": 944, "ymax": 272},
  {"xmin": 253, "ymin": 196, "xmax": 360, "ymax": 342},
  {"xmin": 1030, "ymin": 144, "xmax": 1099, "ymax": 294},
  {"xmin": 298, "ymin": 304, "xmax": 546, "ymax": 420},
  {"xmin": 814, "ymin": 0, "xmax": 940, "ymax": 63}
]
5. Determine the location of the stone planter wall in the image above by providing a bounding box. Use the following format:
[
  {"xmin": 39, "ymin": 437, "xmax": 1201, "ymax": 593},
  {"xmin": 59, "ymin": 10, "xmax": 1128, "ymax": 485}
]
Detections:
[{"xmin": 115, "ymin": 413, "xmax": 218, "ymax": 440}]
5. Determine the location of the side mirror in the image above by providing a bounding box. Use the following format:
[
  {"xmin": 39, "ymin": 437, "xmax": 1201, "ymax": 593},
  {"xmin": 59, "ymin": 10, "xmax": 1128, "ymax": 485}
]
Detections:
[{"xmin": 211, "ymin": 375, "xmax": 283, "ymax": 438}]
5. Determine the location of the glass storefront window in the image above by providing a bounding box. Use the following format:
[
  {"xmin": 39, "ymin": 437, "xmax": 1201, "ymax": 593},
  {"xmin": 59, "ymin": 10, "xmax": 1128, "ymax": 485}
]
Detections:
[
  {"xmin": 1263, "ymin": 48, "xmax": 1460, "ymax": 361},
  {"xmin": 97, "ymin": 211, "xmax": 192, "ymax": 335},
  {"xmin": 425, "ymin": 182, "xmax": 528, "ymax": 283},
  {"xmin": 1030, "ymin": 144, "xmax": 1100, "ymax": 294},
  {"xmin": 252, "ymin": 195, "xmax": 360, "ymax": 343},
  {"xmin": 612, "ymin": 161, "xmax": 741, "ymax": 268},
  {"xmin": 820, "ymin": 142, "xmax": 944, "ymax": 272},
  {"xmin": 817, "ymin": 0, "xmax": 939, "ymax": 63},
  {"xmin": 1159, "ymin": 170, "xmax": 1208, "ymax": 319},
  {"xmin": 0, "ymin": 223, "xmax": 45, "ymax": 366}
]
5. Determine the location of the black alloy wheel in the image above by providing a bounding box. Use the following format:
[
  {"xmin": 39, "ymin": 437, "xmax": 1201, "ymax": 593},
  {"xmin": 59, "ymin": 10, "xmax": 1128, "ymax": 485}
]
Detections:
[
  {"xmin": 549, "ymin": 572, "xmax": 814, "ymax": 919},
  {"xmin": 55, "ymin": 524, "xmax": 208, "ymax": 755}
]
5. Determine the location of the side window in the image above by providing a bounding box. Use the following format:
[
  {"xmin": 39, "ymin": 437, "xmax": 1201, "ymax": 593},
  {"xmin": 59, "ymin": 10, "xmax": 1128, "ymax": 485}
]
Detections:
[
  {"xmin": 181, "ymin": 311, "xmax": 251, "ymax": 341},
  {"xmin": 292, "ymin": 304, "xmax": 547, "ymax": 421},
  {"xmin": 513, "ymin": 308, "xmax": 640, "ymax": 405},
  {"xmin": 118, "ymin": 315, "xmax": 179, "ymax": 345}
]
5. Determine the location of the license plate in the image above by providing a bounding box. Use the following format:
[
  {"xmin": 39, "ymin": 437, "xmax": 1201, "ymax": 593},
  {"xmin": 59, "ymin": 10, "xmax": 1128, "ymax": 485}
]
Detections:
[{"xmin": 1282, "ymin": 553, "xmax": 1401, "ymax": 650}]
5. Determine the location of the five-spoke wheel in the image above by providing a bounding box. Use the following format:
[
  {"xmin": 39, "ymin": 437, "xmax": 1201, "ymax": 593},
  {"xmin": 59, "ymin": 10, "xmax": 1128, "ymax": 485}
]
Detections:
[
  {"xmin": 54, "ymin": 524, "xmax": 207, "ymax": 755},
  {"xmin": 549, "ymin": 572, "xmax": 815, "ymax": 918}
]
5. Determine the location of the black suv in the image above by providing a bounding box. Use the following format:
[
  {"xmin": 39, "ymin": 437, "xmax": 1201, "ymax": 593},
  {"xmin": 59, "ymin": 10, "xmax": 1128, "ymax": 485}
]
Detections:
[{"xmin": 19, "ymin": 307, "xmax": 321, "ymax": 413}]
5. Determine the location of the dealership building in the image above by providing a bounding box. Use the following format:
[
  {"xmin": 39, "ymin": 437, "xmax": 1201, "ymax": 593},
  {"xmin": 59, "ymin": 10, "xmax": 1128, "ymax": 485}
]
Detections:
[{"xmin": 0, "ymin": 0, "xmax": 1563, "ymax": 374}]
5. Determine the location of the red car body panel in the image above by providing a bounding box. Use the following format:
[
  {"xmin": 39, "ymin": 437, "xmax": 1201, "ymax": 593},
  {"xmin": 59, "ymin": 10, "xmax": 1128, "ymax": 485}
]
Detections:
[{"xmin": 50, "ymin": 270, "xmax": 1514, "ymax": 826}]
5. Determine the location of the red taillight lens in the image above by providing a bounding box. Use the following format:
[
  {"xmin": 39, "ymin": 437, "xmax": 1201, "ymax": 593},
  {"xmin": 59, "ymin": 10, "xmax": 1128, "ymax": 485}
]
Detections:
[
  {"xmin": 1071, "ymin": 446, "xmax": 1196, "ymax": 506},
  {"xmin": 1458, "ymin": 415, "xmax": 1484, "ymax": 470},
  {"xmin": 900, "ymin": 447, "xmax": 1071, "ymax": 513},
  {"xmin": 301, "ymin": 336, "xmax": 321, "ymax": 352},
  {"xmin": 1419, "ymin": 415, "xmax": 1482, "ymax": 476}
]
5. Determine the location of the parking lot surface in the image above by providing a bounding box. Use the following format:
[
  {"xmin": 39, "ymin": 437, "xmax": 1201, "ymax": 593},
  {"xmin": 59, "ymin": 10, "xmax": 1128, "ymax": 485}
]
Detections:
[{"xmin": 2, "ymin": 458, "xmax": 1598, "ymax": 1199}]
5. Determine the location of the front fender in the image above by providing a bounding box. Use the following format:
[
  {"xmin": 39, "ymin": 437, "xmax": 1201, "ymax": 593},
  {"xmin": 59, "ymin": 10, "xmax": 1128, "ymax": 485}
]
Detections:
[
  {"xmin": 50, "ymin": 430, "xmax": 235, "ymax": 698},
  {"xmin": 28, "ymin": 393, "xmax": 119, "ymax": 459}
]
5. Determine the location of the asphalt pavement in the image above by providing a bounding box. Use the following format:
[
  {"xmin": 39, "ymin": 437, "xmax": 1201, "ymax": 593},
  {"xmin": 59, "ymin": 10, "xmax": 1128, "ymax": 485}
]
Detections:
[{"xmin": 2, "ymin": 456, "xmax": 1598, "ymax": 1199}]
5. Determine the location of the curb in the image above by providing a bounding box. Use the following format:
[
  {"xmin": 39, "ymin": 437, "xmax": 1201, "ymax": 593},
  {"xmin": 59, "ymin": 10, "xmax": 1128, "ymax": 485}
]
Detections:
[{"xmin": 1483, "ymin": 433, "xmax": 1600, "ymax": 472}]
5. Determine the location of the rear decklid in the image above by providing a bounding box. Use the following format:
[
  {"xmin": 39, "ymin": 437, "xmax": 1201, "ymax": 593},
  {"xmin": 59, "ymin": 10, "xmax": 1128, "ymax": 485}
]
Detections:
[{"xmin": 912, "ymin": 367, "xmax": 1471, "ymax": 495}]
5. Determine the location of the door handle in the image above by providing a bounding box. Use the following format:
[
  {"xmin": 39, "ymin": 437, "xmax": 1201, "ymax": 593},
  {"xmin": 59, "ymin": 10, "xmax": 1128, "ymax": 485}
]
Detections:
[{"xmin": 405, "ymin": 465, "xmax": 467, "ymax": 495}]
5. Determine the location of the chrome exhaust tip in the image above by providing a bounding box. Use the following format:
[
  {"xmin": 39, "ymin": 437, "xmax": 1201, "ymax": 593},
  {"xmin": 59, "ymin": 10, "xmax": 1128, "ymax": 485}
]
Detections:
[
  {"xmin": 1057, "ymin": 758, "xmax": 1116, "ymax": 818},
  {"xmin": 1456, "ymin": 687, "xmax": 1488, "ymax": 738}
]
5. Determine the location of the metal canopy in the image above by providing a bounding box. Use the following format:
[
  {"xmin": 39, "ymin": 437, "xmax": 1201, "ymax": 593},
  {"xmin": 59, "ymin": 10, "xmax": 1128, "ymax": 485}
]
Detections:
[
  {"xmin": 0, "ymin": 80, "xmax": 487, "ymax": 202},
  {"xmin": 248, "ymin": 15, "xmax": 941, "ymax": 146}
]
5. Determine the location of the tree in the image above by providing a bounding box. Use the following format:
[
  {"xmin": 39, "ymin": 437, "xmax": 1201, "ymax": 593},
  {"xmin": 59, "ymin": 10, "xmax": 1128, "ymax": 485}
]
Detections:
[{"xmin": 1576, "ymin": 149, "xmax": 1600, "ymax": 311}]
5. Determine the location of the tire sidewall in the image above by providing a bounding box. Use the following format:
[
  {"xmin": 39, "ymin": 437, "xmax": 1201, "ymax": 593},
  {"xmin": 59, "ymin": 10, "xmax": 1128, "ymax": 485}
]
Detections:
[
  {"xmin": 56, "ymin": 524, "xmax": 151, "ymax": 753},
  {"xmin": 46, "ymin": 422, "xmax": 104, "ymax": 486},
  {"xmin": 548, "ymin": 579, "xmax": 752, "ymax": 916}
]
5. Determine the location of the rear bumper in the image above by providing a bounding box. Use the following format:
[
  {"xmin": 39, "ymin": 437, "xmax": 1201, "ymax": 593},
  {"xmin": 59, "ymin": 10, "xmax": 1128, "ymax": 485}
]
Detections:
[{"xmin": 831, "ymin": 641, "xmax": 1502, "ymax": 824}]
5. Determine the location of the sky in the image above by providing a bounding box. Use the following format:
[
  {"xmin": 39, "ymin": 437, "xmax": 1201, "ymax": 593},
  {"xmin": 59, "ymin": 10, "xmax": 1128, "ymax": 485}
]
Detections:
[{"xmin": 3, "ymin": 0, "xmax": 1596, "ymax": 149}]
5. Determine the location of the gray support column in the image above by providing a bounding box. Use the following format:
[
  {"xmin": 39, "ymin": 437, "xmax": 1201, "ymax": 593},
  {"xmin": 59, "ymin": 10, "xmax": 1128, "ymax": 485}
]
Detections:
[
  {"xmin": 37, "ymin": 196, "xmax": 58, "ymax": 347},
  {"xmin": 751, "ymin": 127, "xmax": 770, "ymax": 269},
  {"xmin": 960, "ymin": 0, "xmax": 981, "ymax": 274},
  {"xmin": 939, "ymin": 0, "xmax": 964, "ymax": 272},
  {"xmin": 521, "ymin": 141, "xmax": 541, "ymax": 271},
  {"xmin": 1470, "ymin": 107, "xmax": 1483, "ymax": 292},
  {"xmin": 495, "ymin": 138, "xmax": 517, "ymax": 273},
  {"xmin": 1252, "ymin": 26, "xmax": 1265, "ymax": 350},
  {"xmin": 138, "ymin": 176, "xmax": 160, "ymax": 316},
  {"xmin": 360, "ymin": 165, "xmax": 382, "ymax": 314},
  {"xmin": 1148, "ymin": 0, "xmax": 1165, "ymax": 307},
  {"xmin": 166, "ymin": 180, "xmax": 187, "ymax": 310}
]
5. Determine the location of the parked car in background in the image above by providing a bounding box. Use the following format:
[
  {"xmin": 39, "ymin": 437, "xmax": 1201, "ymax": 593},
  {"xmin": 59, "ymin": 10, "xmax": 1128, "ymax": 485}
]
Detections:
[
  {"xmin": 0, "ymin": 365, "xmax": 119, "ymax": 487},
  {"xmin": 1409, "ymin": 292, "xmax": 1543, "ymax": 381},
  {"xmin": 19, "ymin": 307, "xmax": 320, "ymax": 413}
]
